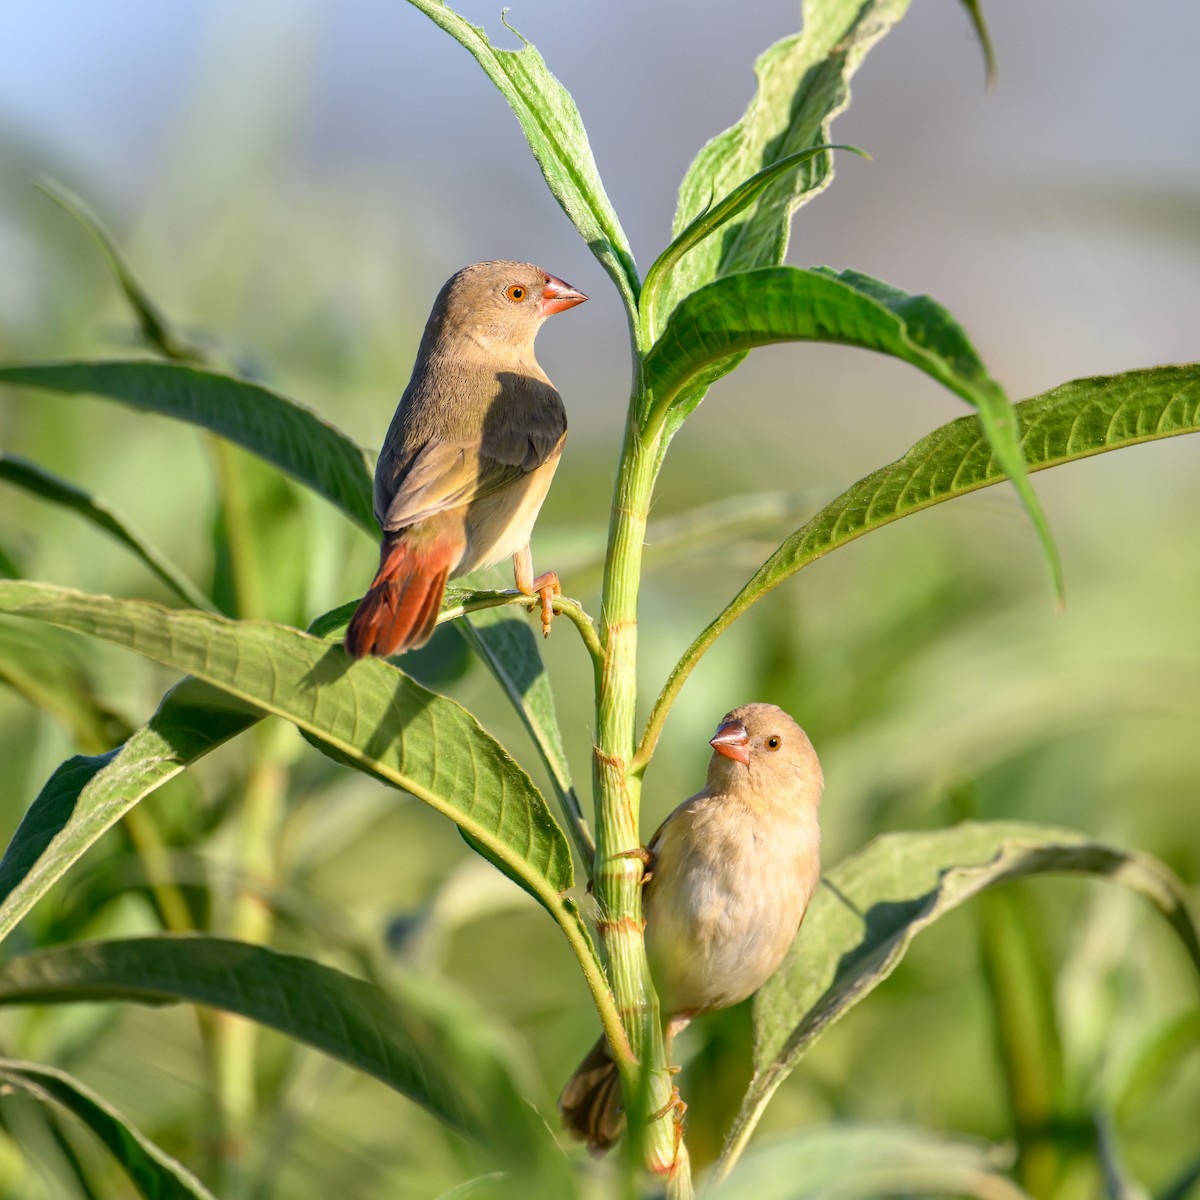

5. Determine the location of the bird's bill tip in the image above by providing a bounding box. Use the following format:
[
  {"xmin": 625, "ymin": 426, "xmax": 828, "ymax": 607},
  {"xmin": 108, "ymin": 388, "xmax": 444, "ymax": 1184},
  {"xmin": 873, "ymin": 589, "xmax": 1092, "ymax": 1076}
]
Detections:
[
  {"xmin": 709, "ymin": 719, "xmax": 750, "ymax": 765},
  {"xmin": 539, "ymin": 274, "xmax": 588, "ymax": 317}
]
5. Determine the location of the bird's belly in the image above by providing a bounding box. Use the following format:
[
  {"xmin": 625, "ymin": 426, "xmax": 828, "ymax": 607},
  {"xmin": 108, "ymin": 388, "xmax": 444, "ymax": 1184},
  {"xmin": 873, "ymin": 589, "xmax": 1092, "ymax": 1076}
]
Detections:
[
  {"xmin": 646, "ymin": 854, "xmax": 810, "ymax": 1016},
  {"xmin": 455, "ymin": 452, "xmax": 562, "ymax": 577}
]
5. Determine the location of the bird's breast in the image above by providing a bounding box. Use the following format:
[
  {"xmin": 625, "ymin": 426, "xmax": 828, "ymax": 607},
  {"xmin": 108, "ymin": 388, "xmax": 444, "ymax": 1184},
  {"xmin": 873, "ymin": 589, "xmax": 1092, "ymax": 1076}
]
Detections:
[{"xmin": 644, "ymin": 798, "xmax": 819, "ymax": 1016}]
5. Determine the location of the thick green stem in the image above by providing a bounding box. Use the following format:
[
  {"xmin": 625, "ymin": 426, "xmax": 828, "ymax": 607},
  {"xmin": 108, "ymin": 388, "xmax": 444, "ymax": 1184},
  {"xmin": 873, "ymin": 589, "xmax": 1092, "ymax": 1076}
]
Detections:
[{"xmin": 594, "ymin": 414, "xmax": 686, "ymax": 1179}]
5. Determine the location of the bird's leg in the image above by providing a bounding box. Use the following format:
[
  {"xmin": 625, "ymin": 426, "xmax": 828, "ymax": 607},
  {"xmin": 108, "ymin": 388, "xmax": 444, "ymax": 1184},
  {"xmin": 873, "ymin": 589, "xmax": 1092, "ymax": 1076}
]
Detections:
[
  {"xmin": 512, "ymin": 545, "xmax": 559, "ymax": 638},
  {"xmin": 645, "ymin": 1012, "xmax": 692, "ymax": 1144}
]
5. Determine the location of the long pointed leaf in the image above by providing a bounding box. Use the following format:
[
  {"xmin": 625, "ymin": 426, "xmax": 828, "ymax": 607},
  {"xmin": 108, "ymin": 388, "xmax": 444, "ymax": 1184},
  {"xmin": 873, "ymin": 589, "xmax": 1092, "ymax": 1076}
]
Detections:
[
  {"xmin": 662, "ymin": 0, "xmax": 909, "ymax": 322},
  {"xmin": 0, "ymin": 452, "xmax": 211, "ymax": 610},
  {"xmin": 0, "ymin": 936, "xmax": 561, "ymax": 1172},
  {"xmin": 643, "ymin": 265, "xmax": 1057, "ymax": 594},
  {"xmin": 717, "ymin": 822, "xmax": 1200, "ymax": 1179},
  {"xmin": 0, "ymin": 361, "xmax": 376, "ymax": 533},
  {"xmin": 0, "ymin": 1058, "xmax": 217, "ymax": 1200},
  {"xmin": 457, "ymin": 608, "xmax": 594, "ymax": 866},
  {"xmin": 710, "ymin": 1124, "xmax": 1026, "ymax": 1200},
  {"xmin": 0, "ymin": 584, "xmax": 599, "ymax": 983},
  {"xmin": 641, "ymin": 145, "xmax": 863, "ymax": 340},
  {"xmin": 0, "ymin": 679, "xmax": 259, "ymax": 946},
  {"xmin": 34, "ymin": 176, "xmax": 201, "ymax": 362},
  {"xmin": 642, "ymin": 363, "xmax": 1200, "ymax": 764},
  {"xmin": 407, "ymin": 0, "xmax": 638, "ymax": 318},
  {"xmin": 0, "ymin": 619, "xmax": 129, "ymax": 754}
]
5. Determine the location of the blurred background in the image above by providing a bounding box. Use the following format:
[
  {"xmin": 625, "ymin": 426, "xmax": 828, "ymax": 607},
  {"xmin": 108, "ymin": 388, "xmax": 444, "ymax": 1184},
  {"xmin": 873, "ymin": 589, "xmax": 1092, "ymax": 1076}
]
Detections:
[{"xmin": 0, "ymin": 0, "xmax": 1197, "ymax": 1196}]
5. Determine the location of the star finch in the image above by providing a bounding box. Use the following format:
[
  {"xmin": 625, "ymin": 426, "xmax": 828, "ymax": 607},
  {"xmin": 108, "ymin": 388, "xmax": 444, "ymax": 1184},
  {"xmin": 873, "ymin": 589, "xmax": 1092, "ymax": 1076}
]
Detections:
[
  {"xmin": 345, "ymin": 260, "xmax": 586, "ymax": 658},
  {"xmin": 559, "ymin": 703, "xmax": 823, "ymax": 1153}
]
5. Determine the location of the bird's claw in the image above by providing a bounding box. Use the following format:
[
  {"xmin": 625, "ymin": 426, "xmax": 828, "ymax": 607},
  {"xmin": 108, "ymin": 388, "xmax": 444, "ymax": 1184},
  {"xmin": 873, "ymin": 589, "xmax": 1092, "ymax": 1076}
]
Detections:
[
  {"xmin": 648, "ymin": 1085, "xmax": 687, "ymax": 1127},
  {"xmin": 528, "ymin": 570, "xmax": 560, "ymax": 638}
]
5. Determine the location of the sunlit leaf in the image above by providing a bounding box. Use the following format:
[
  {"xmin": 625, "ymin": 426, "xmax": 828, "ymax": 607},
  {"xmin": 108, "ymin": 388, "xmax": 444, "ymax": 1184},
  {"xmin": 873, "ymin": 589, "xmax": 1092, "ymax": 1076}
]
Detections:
[
  {"xmin": 710, "ymin": 1124, "xmax": 1026, "ymax": 1199},
  {"xmin": 0, "ymin": 451, "xmax": 211, "ymax": 610},
  {"xmin": 0, "ymin": 361, "xmax": 375, "ymax": 533},
  {"xmin": 661, "ymin": 0, "xmax": 908, "ymax": 322},
  {"xmin": 0, "ymin": 1057, "xmax": 217, "ymax": 1200},
  {"xmin": 645, "ymin": 363, "xmax": 1200, "ymax": 755},
  {"xmin": 641, "ymin": 145, "xmax": 863, "ymax": 339},
  {"xmin": 456, "ymin": 607, "xmax": 594, "ymax": 866},
  {"xmin": 0, "ymin": 582, "xmax": 577, "ymax": 922},
  {"xmin": 407, "ymin": 0, "xmax": 639, "ymax": 319},
  {"xmin": 643, "ymin": 266, "xmax": 1055, "ymax": 592},
  {"xmin": 718, "ymin": 822, "xmax": 1200, "ymax": 1174},
  {"xmin": 0, "ymin": 937, "xmax": 564, "ymax": 1177}
]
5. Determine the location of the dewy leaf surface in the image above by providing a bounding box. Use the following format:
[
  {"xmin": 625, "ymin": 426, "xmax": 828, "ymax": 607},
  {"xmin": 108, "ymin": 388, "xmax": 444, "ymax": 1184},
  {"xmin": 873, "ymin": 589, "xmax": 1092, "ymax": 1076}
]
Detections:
[
  {"xmin": 0, "ymin": 1057, "xmax": 218, "ymax": 1200},
  {"xmin": 0, "ymin": 361, "xmax": 376, "ymax": 533},
  {"xmin": 719, "ymin": 822, "xmax": 1200, "ymax": 1174},
  {"xmin": 0, "ymin": 937, "xmax": 558, "ymax": 1168},
  {"xmin": 406, "ymin": 0, "xmax": 639, "ymax": 318},
  {"xmin": 0, "ymin": 582, "xmax": 574, "ymax": 912}
]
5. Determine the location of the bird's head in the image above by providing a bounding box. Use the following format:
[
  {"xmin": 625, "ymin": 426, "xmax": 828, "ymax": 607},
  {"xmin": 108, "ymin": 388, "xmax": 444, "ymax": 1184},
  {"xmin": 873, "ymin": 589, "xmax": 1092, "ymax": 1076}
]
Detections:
[
  {"xmin": 706, "ymin": 702, "xmax": 823, "ymax": 813},
  {"xmin": 430, "ymin": 260, "xmax": 587, "ymax": 355}
]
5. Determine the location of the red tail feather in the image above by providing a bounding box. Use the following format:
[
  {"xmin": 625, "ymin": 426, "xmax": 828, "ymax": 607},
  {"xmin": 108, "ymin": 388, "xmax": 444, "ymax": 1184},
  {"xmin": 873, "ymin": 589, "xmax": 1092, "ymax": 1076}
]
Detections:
[{"xmin": 344, "ymin": 536, "xmax": 455, "ymax": 658}]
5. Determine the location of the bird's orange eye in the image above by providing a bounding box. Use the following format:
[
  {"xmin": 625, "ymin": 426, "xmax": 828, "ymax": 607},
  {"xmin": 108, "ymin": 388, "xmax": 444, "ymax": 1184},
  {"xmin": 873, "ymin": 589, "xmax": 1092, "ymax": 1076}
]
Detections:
[
  {"xmin": 505, "ymin": 284, "xmax": 527, "ymax": 302},
  {"xmin": 766, "ymin": 736, "xmax": 782, "ymax": 751}
]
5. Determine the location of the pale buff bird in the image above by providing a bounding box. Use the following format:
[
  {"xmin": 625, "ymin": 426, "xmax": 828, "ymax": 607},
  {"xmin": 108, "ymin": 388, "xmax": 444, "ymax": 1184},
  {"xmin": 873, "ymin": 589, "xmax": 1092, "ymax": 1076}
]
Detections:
[
  {"xmin": 345, "ymin": 260, "xmax": 586, "ymax": 658},
  {"xmin": 560, "ymin": 703, "xmax": 823, "ymax": 1153}
]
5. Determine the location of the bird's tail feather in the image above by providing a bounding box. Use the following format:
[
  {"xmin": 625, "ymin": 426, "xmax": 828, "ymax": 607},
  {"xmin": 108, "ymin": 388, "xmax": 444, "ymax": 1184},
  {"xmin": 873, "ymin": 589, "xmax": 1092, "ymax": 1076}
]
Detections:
[
  {"xmin": 344, "ymin": 536, "xmax": 453, "ymax": 658},
  {"xmin": 558, "ymin": 1035, "xmax": 625, "ymax": 1155}
]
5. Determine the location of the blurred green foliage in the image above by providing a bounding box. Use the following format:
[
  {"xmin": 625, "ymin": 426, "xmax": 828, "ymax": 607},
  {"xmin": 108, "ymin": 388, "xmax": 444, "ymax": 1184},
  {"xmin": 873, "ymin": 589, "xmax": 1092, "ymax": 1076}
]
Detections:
[{"xmin": 0, "ymin": 2, "xmax": 1197, "ymax": 1198}]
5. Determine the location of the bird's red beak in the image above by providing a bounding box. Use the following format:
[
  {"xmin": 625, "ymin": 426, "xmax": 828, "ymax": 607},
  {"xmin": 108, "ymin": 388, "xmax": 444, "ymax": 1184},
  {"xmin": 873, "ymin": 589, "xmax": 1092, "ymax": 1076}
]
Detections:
[
  {"xmin": 709, "ymin": 719, "xmax": 750, "ymax": 765},
  {"xmin": 539, "ymin": 274, "xmax": 588, "ymax": 318}
]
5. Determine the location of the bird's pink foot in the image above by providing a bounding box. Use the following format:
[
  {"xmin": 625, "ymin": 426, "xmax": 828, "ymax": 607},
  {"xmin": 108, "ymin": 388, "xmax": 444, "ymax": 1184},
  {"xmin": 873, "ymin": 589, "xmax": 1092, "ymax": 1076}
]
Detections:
[{"xmin": 529, "ymin": 570, "xmax": 560, "ymax": 638}]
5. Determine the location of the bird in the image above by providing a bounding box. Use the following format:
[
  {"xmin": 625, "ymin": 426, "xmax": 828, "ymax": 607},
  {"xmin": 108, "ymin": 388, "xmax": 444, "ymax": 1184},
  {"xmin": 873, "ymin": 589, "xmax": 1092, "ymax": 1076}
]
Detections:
[
  {"xmin": 344, "ymin": 260, "xmax": 587, "ymax": 658},
  {"xmin": 559, "ymin": 702, "xmax": 823, "ymax": 1154}
]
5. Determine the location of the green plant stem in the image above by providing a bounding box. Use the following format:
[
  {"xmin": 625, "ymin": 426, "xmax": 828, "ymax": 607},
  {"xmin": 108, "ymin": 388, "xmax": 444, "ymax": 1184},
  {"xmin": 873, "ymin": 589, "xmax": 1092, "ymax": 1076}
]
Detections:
[
  {"xmin": 212, "ymin": 720, "xmax": 289, "ymax": 1197},
  {"xmin": 439, "ymin": 588, "xmax": 604, "ymax": 680},
  {"xmin": 594, "ymin": 413, "xmax": 685, "ymax": 1180}
]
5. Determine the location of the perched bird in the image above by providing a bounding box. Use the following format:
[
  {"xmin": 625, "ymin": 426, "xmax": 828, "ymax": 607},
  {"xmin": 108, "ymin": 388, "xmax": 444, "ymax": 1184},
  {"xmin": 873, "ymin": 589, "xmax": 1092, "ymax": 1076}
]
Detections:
[
  {"xmin": 559, "ymin": 703, "xmax": 823, "ymax": 1153},
  {"xmin": 345, "ymin": 260, "xmax": 586, "ymax": 658}
]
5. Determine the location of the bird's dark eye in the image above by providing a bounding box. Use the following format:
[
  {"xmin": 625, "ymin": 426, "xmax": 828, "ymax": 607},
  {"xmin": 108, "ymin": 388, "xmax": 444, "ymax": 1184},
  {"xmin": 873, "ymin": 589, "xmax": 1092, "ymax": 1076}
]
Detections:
[
  {"xmin": 505, "ymin": 284, "xmax": 526, "ymax": 302},
  {"xmin": 766, "ymin": 736, "xmax": 782, "ymax": 751}
]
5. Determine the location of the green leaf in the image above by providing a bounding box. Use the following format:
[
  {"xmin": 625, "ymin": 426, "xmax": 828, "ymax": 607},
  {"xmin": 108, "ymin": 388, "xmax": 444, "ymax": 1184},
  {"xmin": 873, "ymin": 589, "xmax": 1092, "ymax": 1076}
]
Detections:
[
  {"xmin": 0, "ymin": 361, "xmax": 376, "ymax": 533},
  {"xmin": 0, "ymin": 452, "xmax": 211, "ymax": 610},
  {"xmin": 642, "ymin": 266, "xmax": 1057, "ymax": 595},
  {"xmin": 456, "ymin": 605, "xmax": 595, "ymax": 867},
  {"xmin": 0, "ymin": 581, "xmax": 577, "ymax": 922},
  {"xmin": 641, "ymin": 145, "xmax": 864, "ymax": 340},
  {"xmin": 0, "ymin": 618, "xmax": 130, "ymax": 754},
  {"xmin": 34, "ymin": 176, "xmax": 201, "ymax": 363},
  {"xmin": 0, "ymin": 937, "xmax": 562, "ymax": 1173},
  {"xmin": 709, "ymin": 1124, "xmax": 1027, "ymax": 1199},
  {"xmin": 717, "ymin": 822, "xmax": 1200, "ymax": 1177},
  {"xmin": 644, "ymin": 363, "xmax": 1200, "ymax": 758},
  {"xmin": 406, "ymin": 0, "xmax": 639, "ymax": 320},
  {"xmin": 661, "ymin": 0, "xmax": 909, "ymax": 323},
  {"xmin": 0, "ymin": 679, "xmax": 259, "ymax": 947},
  {"xmin": 956, "ymin": 0, "xmax": 997, "ymax": 84},
  {"xmin": 0, "ymin": 1057, "xmax": 217, "ymax": 1200}
]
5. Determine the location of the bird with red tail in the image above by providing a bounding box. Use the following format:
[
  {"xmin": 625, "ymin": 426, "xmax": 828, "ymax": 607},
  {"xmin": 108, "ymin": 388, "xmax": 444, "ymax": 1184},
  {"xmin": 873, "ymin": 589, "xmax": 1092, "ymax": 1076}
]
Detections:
[{"xmin": 345, "ymin": 260, "xmax": 586, "ymax": 658}]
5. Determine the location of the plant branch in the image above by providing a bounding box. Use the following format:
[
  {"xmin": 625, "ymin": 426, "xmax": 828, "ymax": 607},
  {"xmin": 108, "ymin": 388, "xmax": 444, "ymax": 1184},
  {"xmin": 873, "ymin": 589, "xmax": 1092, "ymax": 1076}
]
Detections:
[{"xmin": 438, "ymin": 587, "xmax": 603, "ymax": 676}]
